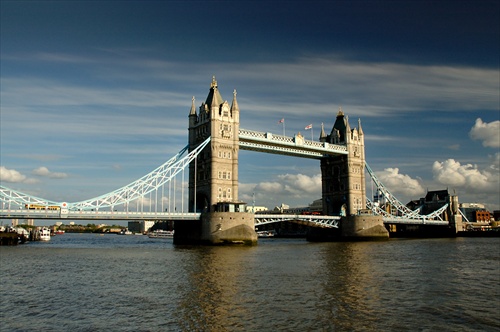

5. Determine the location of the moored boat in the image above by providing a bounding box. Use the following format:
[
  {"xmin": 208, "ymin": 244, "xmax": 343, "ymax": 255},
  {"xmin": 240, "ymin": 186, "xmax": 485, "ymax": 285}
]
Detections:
[
  {"xmin": 257, "ymin": 230, "xmax": 276, "ymax": 238},
  {"xmin": 39, "ymin": 228, "xmax": 51, "ymax": 241},
  {"xmin": 118, "ymin": 229, "xmax": 133, "ymax": 235},
  {"xmin": 148, "ymin": 230, "xmax": 174, "ymax": 239}
]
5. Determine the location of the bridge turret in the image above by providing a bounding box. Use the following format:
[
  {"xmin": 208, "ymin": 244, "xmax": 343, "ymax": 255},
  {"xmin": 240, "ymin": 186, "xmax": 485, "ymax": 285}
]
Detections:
[
  {"xmin": 321, "ymin": 108, "xmax": 366, "ymax": 216},
  {"xmin": 183, "ymin": 77, "xmax": 256, "ymax": 245},
  {"xmin": 189, "ymin": 96, "xmax": 197, "ymax": 116},
  {"xmin": 188, "ymin": 77, "xmax": 240, "ymax": 213},
  {"xmin": 230, "ymin": 89, "xmax": 240, "ymax": 122},
  {"xmin": 319, "ymin": 122, "xmax": 327, "ymax": 142}
]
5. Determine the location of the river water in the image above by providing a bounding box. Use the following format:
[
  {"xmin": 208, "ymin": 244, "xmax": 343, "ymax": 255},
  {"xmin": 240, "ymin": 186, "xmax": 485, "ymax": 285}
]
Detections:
[{"xmin": 0, "ymin": 233, "xmax": 498, "ymax": 331}]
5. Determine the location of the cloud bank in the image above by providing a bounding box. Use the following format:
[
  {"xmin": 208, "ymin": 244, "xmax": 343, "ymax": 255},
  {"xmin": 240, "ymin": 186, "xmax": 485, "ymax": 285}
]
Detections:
[
  {"xmin": 32, "ymin": 167, "xmax": 68, "ymax": 179},
  {"xmin": 469, "ymin": 118, "xmax": 500, "ymax": 148},
  {"xmin": 374, "ymin": 168, "xmax": 425, "ymax": 198},
  {"xmin": 432, "ymin": 159, "xmax": 499, "ymax": 195}
]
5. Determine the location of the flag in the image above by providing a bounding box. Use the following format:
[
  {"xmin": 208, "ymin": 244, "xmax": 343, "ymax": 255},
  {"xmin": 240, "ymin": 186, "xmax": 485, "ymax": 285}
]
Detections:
[
  {"xmin": 278, "ymin": 118, "xmax": 284, "ymax": 124},
  {"xmin": 305, "ymin": 124, "xmax": 312, "ymax": 130}
]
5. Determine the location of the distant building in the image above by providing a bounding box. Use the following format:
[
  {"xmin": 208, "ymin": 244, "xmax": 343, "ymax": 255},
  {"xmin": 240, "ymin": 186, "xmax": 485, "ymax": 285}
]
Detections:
[
  {"xmin": 273, "ymin": 203, "xmax": 290, "ymax": 213},
  {"xmin": 308, "ymin": 199, "xmax": 323, "ymax": 214},
  {"xmin": 246, "ymin": 205, "xmax": 268, "ymax": 213},
  {"xmin": 475, "ymin": 210, "xmax": 491, "ymax": 222},
  {"xmin": 128, "ymin": 220, "xmax": 155, "ymax": 233},
  {"xmin": 406, "ymin": 200, "xmax": 421, "ymax": 211},
  {"xmin": 460, "ymin": 203, "xmax": 491, "ymax": 222},
  {"xmin": 404, "ymin": 189, "xmax": 453, "ymax": 218}
]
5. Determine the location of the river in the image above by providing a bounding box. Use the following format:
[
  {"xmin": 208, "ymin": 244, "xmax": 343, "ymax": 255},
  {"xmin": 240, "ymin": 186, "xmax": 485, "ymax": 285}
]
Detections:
[{"xmin": 1, "ymin": 233, "xmax": 498, "ymax": 331}]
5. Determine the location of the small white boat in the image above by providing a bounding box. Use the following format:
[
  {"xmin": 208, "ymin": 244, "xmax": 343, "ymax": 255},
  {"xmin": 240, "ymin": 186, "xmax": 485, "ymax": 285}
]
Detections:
[
  {"xmin": 39, "ymin": 228, "xmax": 51, "ymax": 241},
  {"xmin": 148, "ymin": 230, "xmax": 174, "ymax": 239},
  {"xmin": 257, "ymin": 230, "xmax": 275, "ymax": 238}
]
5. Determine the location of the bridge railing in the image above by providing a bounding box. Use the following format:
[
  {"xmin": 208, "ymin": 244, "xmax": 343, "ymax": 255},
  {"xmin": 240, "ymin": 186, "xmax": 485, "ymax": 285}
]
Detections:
[
  {"xmin": 239, "ymin": 128, "xmax": 348, "ymax": 156},
  {"xmin": 0, "ymin": 209, "xmax": 201, "ymax": 220},
  {"xmin": 0, "ymin": 209, "xmax": 60, "ymax": 218},
  {"xmin": 254, "ymin": 214, "xmax": 340, "ymax": 228}
]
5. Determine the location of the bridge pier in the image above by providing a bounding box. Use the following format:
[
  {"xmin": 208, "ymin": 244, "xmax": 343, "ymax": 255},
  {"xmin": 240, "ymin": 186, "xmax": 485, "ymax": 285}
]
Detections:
[
  {"xmin": 340, "ymin": 212, "xmax": 389, "ymax": 240},
  {"xmin": 307, "ymin": 210, "xmax": 388, "ymax": 241},
  {"xmin": 174, "ymin": 212, "xmax": 257, "ymax": 245}
]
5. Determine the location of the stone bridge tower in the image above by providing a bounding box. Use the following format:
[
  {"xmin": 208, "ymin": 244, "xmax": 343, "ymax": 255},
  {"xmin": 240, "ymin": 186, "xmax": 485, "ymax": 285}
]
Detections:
[
  {"xmin": 320, "ymin": 108, "xmax": 366, "ymax": 216},
  {"xmin": 188, "ymin": 77, "xmax": 240, "ymax": 212},
  {"xmin": 317, "ymin": 109, "xmax": 388, "ymax": 240},
  {"xmin": 181, "ymin": 77, "xmax": 256, "ymax": 245}
]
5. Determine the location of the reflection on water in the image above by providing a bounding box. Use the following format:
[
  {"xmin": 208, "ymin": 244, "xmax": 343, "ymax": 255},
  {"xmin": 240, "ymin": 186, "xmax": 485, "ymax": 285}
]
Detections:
[
  {"xmin": 0, "ymin": 234, "xmax": 498, "ymax": 331},
  {"xmin": 176, "ymin": 246, "xmax": 258, "ymax": 331}
]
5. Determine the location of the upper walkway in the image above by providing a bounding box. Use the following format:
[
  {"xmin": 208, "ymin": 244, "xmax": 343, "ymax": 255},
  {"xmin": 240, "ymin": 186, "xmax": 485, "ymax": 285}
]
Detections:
[{"xmin": 238, "ymin": 128, "xmax": 348, "ymax": 158}]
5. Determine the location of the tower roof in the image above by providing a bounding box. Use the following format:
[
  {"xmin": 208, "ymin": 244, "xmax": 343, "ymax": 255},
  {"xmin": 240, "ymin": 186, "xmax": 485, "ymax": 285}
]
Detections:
[
  {"xmin": 331, "ymin": 107, "xmax": 347, "ymax": 138},
  {"xmin": 358, "ymin": 118, "xmax": 363, "ymax": 135},
  {"xmin": 320, "ymin": 122, "xmax": 326, "ymax": 139},
  {"xmin": 230, "ymin": 89, "xmax": 239, "ymax": 113},
  {"xmin": 205, "ymin": 76, "xmax": 224, "ymax": 108},
  {"xmin": 189, "ymin": 96, "xmax": 196, "ymax": 116}
]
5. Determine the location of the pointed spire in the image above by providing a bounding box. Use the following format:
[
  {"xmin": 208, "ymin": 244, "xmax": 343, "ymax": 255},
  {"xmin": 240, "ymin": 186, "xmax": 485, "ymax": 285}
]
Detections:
[
  {"xmin": 189, "ymin": 96, "xmax": 196, "ymax": 116},
  {"xmin": 358, "ymin": 118, "xmax": 363, "ymax": 135},
  {"xmin": 345, "ymin": 115, "xmax": 351, "ymax": 142},
  {"xmin": 205, "ymin": 75, "xmax": 224, "ymax": 109},
  {"xmin": 320, "ymin": 122, "xmax": 326, "ymax": 141},
  {"xmin": 230, "ymin": 89, "xmax": 239, "ymax": 113},
  {"xmin": 211, "ymin": 87, "xmax": 219, "ymax": 109}
]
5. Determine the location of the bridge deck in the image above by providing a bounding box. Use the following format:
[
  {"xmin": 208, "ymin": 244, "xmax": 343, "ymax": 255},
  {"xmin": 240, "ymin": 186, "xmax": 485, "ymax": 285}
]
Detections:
[
  {"xmin": 0, "ymin": 209, "xmax": 450, "ymax": 226},
  {"xmin": 239, "ymin": 128, "xmax": 348, "ymax": 158}
]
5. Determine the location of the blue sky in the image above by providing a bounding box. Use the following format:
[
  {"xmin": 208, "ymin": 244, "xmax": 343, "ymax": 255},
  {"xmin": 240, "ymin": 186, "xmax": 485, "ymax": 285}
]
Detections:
[{"xmin": 1, "ymin": 0, "xmax": 499, "ymax": 212}]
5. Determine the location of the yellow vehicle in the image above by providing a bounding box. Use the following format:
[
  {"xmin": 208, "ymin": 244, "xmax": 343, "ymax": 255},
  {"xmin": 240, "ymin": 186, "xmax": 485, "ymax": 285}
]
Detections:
[{"xmin": 25, "ymin": 204, "xmax": 60, "ymax": 210}]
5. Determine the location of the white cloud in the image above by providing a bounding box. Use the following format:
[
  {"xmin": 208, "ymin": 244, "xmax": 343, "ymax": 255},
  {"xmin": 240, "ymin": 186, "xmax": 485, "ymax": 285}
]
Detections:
[
  {"xmin": 492, "ymin": 152, "xmax": 500, "ymax": 171},
  {"xmin": 0, "ymin": 166, "xmax": 38, "ymax": 184},
  {"xmin": 469, "ymin": 118, "xmax": 500, "ymax": 148},
  {"xmin": 0, "ymin": 166, "xmax": 27, "ymax": 183},
  {"xmin": 375, "ymin": 168, "xmax": 425, "ymax": 197},
  {"xmin": 253, "ymin": 173, "xmax": 322, "ymax": 198},
  {"xmin": 240, "ymin": 173, "xmax": 322, "ymax": 208},
  {"xmin": 279, "ymin": 173, "xmax": 322, "ymax": 196},
  {"xmin": 32, "ymin": 167, "xmax": 68, "ymax": 179},
  {"xmin": 255, "ymin": 181, "xmax": 283, "ymax": 193},
  {"xmin": 432, "ymin": 159, "xmax": 499, "ymax": 194}
]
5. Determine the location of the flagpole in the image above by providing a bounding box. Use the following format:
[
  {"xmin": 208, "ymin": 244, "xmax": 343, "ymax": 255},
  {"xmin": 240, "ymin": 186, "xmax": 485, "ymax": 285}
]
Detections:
[
  {"xmin": 278, "ymin": 118, "xmax": 286, "ymax": 136},
  {"xmin": 305, "ymin": 124, "xmax": 313, "ymax": 141}
]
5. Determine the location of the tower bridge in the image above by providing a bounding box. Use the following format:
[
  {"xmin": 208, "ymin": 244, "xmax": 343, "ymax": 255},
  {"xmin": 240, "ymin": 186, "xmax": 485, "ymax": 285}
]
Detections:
[{"xmin": 0, "ymin": 77, "xmax": 463, "ymax": 243}]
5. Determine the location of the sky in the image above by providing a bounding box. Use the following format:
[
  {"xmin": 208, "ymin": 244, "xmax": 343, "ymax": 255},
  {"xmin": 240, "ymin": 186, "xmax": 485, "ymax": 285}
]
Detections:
[{"xmin": 1, "ymin": 0, "xmax": 499, "ymax": 213}]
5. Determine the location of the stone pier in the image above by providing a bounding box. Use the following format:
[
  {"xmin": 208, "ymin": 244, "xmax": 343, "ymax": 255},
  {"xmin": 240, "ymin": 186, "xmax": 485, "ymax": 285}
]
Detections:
[
  {"xmin": 174, "ymin": 213, "xmax": 257, "ymax": 245},
  {"xmin": 341, "ymin": 212, "xmax": 389, "ymax": 240}
]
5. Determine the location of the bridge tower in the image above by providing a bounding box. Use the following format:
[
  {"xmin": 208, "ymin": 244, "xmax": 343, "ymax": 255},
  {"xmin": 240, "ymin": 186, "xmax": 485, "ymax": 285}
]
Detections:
[
  {"xmin": 320, "ymin": 108, "xmax": 366, "ymax": 216},
  {"xmin": 318, "ymin": 109, "xmax": 388, "ymax": 240},
  {"xmin": 188, "ymin": 76, "xmax": 240, "ymax": 212},
  {"xmin": 180, "ymin": 77, "xmax": 256, "ymax": 245}
]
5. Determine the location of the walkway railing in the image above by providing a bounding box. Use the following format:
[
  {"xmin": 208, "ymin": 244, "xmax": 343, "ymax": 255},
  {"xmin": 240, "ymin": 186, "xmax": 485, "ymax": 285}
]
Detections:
[
  {"xmin": 255, "ymin": 214, "xmax": 341, "ymax": 228},
  {"xmin": 239, "ymin": 128, "xmax": 348, "ymax": 158}
]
